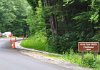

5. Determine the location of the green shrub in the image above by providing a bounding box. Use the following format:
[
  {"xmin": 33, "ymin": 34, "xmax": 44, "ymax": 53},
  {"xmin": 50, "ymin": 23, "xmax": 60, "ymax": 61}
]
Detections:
[
  {"xmin": 63, "ymin": 52, "xmax": 100, "ymax": 69},
  {"xmin": 82, "ymin": 53, "xmax": 96, "ymax": 68},
  {"xmin": 48, "ymin": 33, "xmax": 78, "ymax": 54},
  {"xmin": 21, "ymin": 32, "xmax": 48, "ymax": 51},
  {"xmin": 63, "ymin": 50, "xmax": 81, "ymax": 65},
  {"xmin": 94, "ymin": 55, "xmax": 100, "ymax": 70},
  {"xmin": 92, "ymin": 34, "xmax": 100, "ymax": 42}
]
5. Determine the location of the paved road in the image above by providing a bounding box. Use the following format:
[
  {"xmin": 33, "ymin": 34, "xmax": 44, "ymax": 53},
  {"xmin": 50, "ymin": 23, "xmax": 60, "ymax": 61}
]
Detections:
[{"xmin": 0, "ymin": 38, "xmax": 68, "ymax": 70}]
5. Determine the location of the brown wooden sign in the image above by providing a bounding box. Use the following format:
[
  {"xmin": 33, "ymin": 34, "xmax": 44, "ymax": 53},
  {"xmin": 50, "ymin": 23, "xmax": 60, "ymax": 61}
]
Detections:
[{"xmin": 78, "ymin": 42, "xmax": 99, "ymax": 52}]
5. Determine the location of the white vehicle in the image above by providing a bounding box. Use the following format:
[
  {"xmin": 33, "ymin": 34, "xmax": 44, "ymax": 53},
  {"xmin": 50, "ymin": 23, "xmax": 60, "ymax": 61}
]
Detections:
[{"xmin": 2, "ymin": 32, "xmax": 12, "ymax": 37}]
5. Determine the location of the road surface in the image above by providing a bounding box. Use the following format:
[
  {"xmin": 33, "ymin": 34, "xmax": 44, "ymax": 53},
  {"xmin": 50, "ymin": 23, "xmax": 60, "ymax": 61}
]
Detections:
[{"xmin": 0, "ymin": 38, "xmax": 69, "ymax": 70}]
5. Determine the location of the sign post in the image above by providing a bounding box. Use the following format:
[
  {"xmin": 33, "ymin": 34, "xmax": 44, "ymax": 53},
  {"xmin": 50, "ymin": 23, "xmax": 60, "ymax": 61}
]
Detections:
[{"xmin": 78, "ymin": 42, "xmax": 99, "ymax": 60}]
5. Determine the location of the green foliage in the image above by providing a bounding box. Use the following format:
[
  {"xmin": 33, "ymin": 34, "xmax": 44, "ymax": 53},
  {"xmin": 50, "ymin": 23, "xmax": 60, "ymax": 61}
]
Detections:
[
  {"xmin": 48, "ymin": 32, "xmax": 78, "ymax": 53},
  {"xmin": 26, "ymin": 10, "xmax": 35, "ymax": 34},
  {"xmin": 91, "ymin": 34, "xmax": 100, "ymax": 42},
  {"xmin": 27, "ymin": 0, "xmax": 46, "ymax": 35},
  {"xmin": 63, "ymin": 52, "xmax": 100, "ymax": 69},
  {"xmin": 35, "ymin": 0, "xmax": 45, "ymax": 32},
  {"xmin": 21, "ymin": 32, "xmax": 48, "ymax": 51},
  {"xmin": 0, "ymin": 0, "xmax": 30, "ymax": 36},
  {"xmin": 63, "ymin": 50, "xmax": 81, "ymax": 64},
  {"xmin": 82, "ymin": 53, "xmax": 96, "ymax": 68},
  {"xmin": 95, "ymin": 55, "xmax": 100, "ymax": 70},
  {"xmin": 63, "ymin": 0, "xmax": 74, "ymax": 6},
  {"xmin": 63, "ymin": 51, "xmax": 100, "ymax": 69}
]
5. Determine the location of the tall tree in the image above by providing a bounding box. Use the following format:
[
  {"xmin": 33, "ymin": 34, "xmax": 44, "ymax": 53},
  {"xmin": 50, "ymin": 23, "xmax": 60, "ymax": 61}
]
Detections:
[{"xmin": 0, "ymin": 0, "xmax": 31, "ymax": 36}]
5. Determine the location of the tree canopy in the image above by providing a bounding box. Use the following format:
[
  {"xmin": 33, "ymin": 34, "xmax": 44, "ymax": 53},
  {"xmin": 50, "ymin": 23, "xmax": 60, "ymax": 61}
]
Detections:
[{"xmin": 0, "ymin": 0, "xmax": 31, "ymax": 36}]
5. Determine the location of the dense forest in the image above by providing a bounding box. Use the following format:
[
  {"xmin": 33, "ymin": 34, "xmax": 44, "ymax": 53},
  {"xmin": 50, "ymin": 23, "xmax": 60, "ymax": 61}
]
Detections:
[
  {"xmin": 0, "ymin": 0, "xmax": 30, "ymax": 36},
  {"xmin": 0, "ymin": 0, "xmax": 100, "ymax": 53}
]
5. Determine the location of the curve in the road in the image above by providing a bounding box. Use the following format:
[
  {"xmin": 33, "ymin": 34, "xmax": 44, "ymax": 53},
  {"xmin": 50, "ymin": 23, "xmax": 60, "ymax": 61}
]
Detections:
[{"xmin": 0, "ymin": 38, "xmax": 69, "ymax": 70}]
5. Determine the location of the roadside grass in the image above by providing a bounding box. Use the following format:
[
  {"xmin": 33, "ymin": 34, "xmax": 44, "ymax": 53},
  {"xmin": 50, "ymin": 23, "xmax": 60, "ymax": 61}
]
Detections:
[
  {"xmin": 20, "ymin": 36, "xmax": 100, "ymax": 70},
  {"xmin": 20, "ymin": 34, "xmax": 48, "ymax": 51},
  {"xmin": 95, "ymin": 55, "xmax": 100, "ymax": 70},
  {"xmin": 62, "ymin": 51, "xmax": 82, "ymax": 65},
  {"xmin": 44, "ymin": 52, "xmax": 100, "ymax": 70}
]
